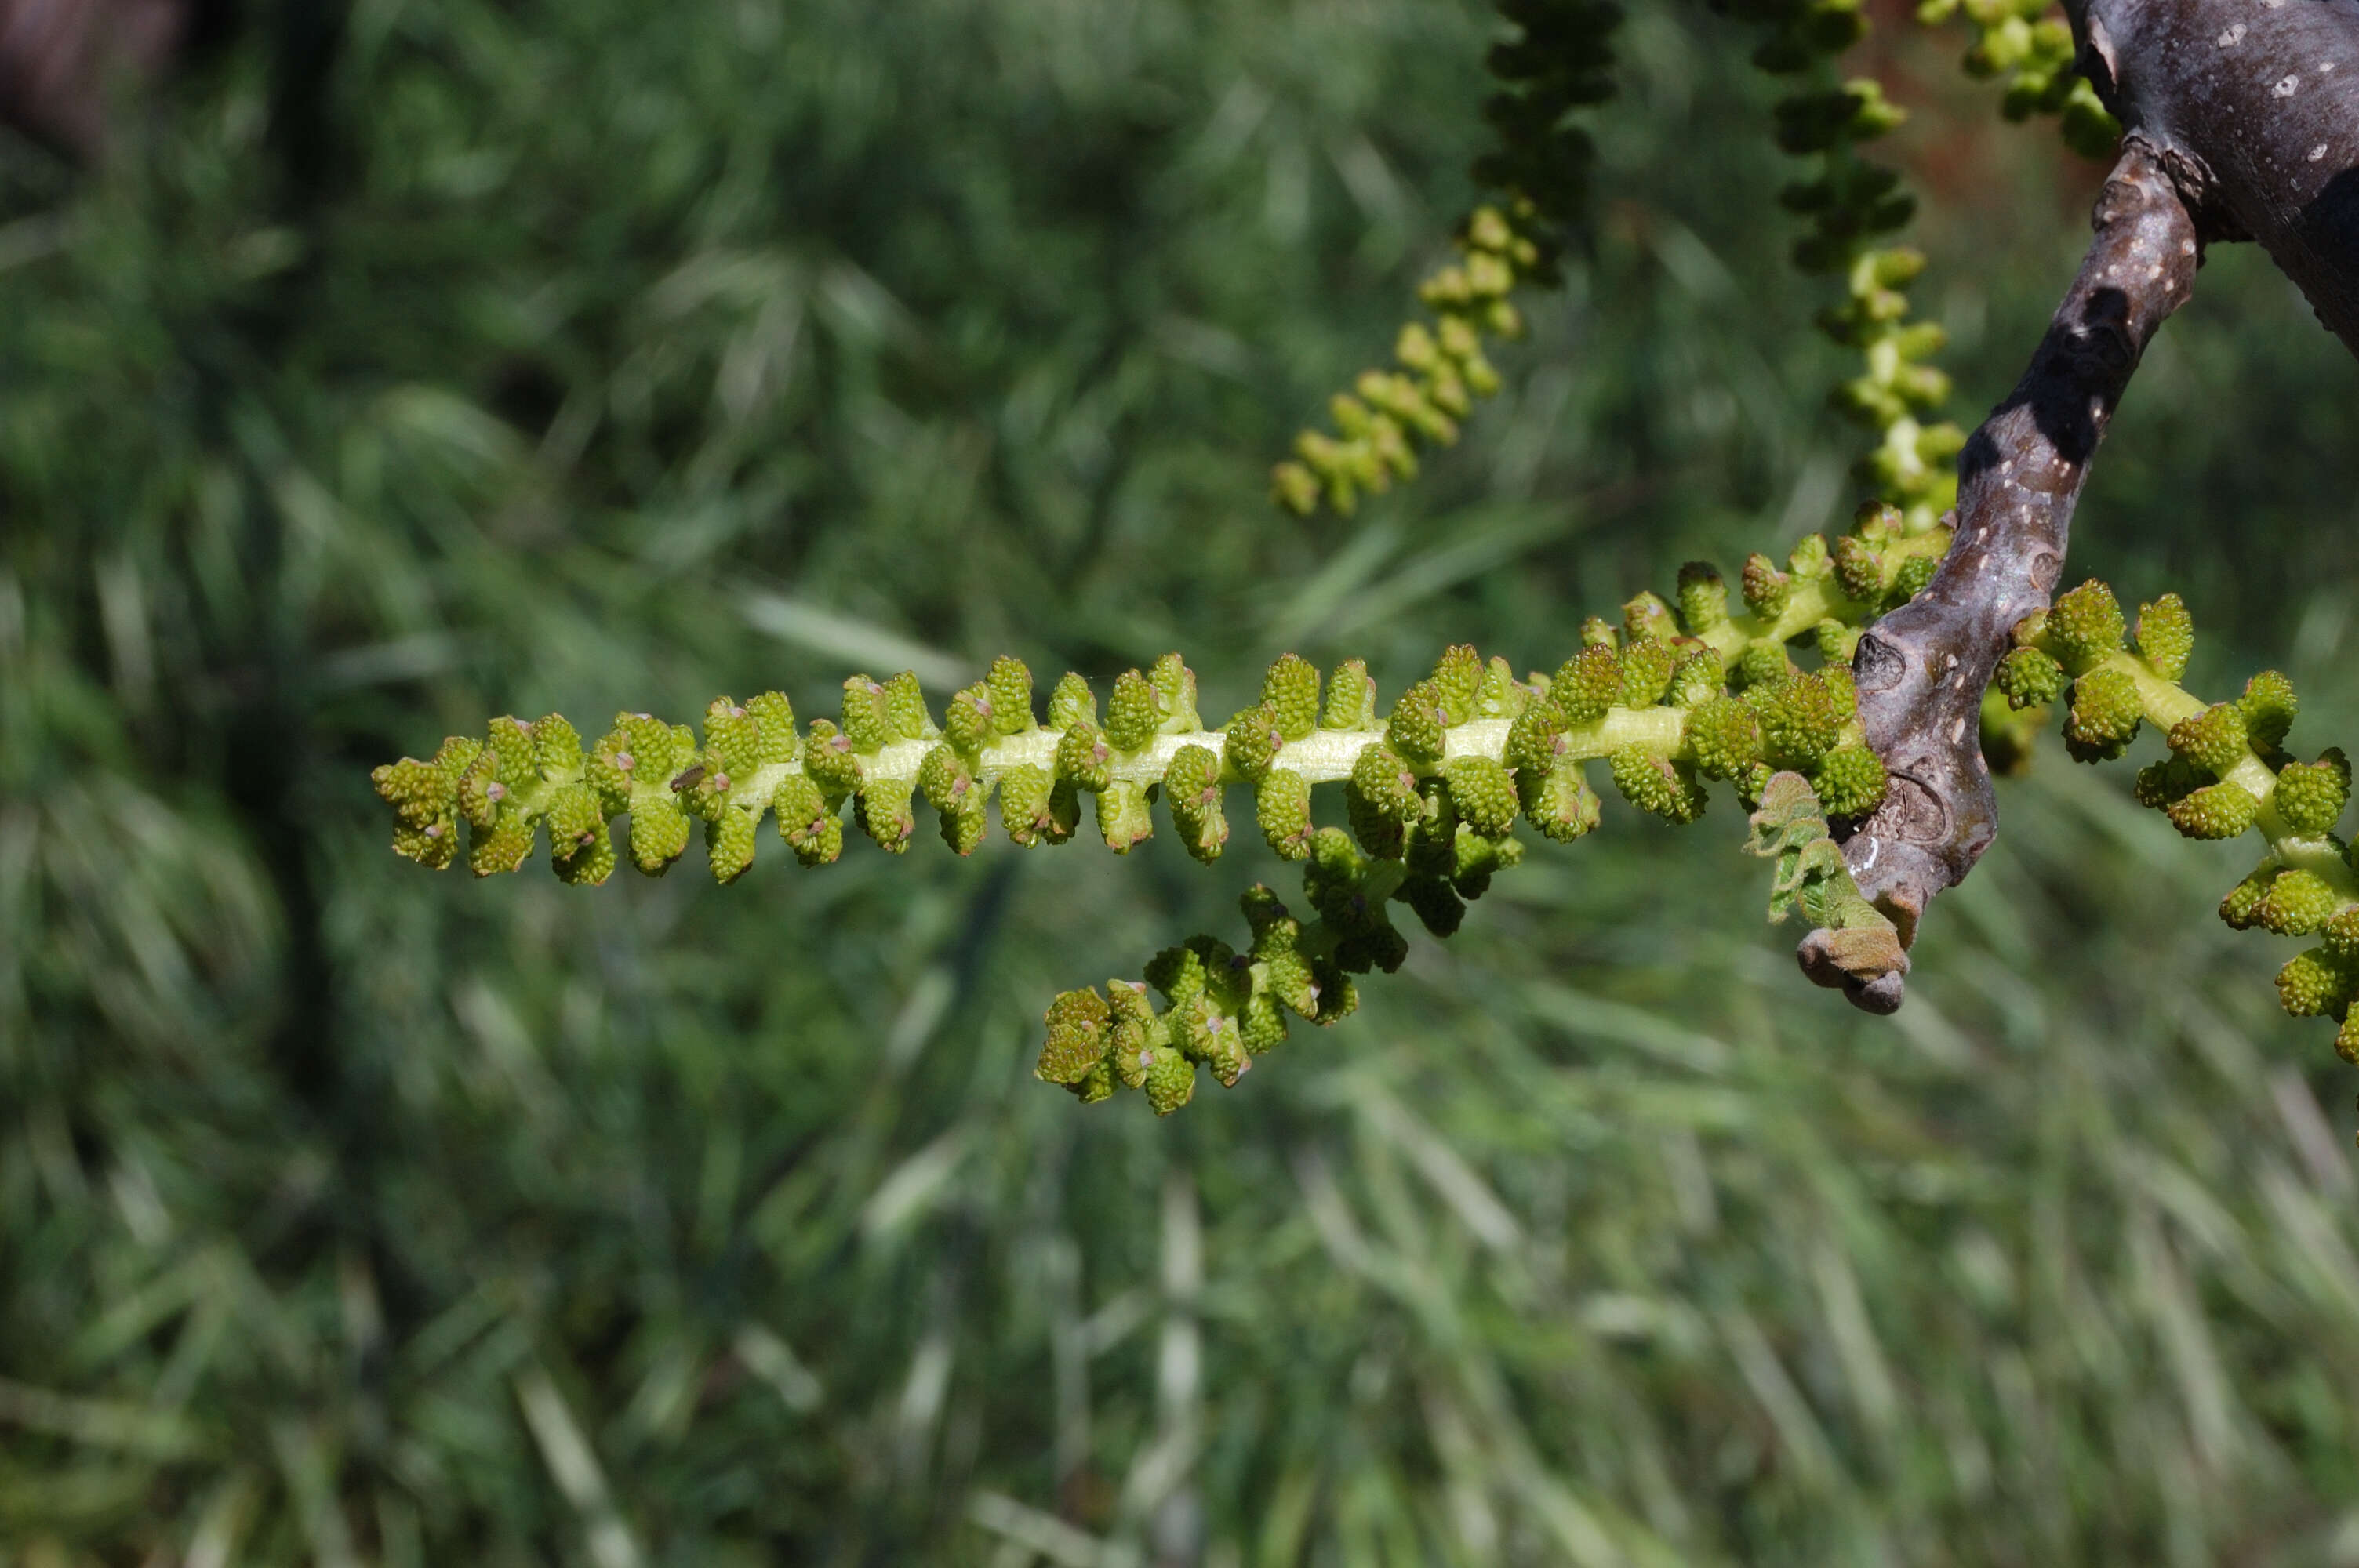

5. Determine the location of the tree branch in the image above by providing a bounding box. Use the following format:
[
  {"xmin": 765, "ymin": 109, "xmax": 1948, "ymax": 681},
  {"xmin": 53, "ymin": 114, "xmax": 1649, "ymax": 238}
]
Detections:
[{"xmin": 1803, "ymin": 143, "xmax": 2200, "ymax": 1012}]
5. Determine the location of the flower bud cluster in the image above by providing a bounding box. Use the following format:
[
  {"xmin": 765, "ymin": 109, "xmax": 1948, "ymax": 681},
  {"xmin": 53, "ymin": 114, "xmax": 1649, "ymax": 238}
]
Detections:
[
  {"xmin": 2004, "ymin": 580, "xmax": 2359, "ymax": 1067},
  {"xmin": 375, "ymin": 506, "xmax": 1951, "ymax": 1111}
]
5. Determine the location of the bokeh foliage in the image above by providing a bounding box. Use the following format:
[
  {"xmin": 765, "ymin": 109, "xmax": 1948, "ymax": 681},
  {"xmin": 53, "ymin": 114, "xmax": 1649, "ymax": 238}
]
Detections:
[{"xmin": 5, "ymin": 0, "xmax": 2359, "ymax": 1563}]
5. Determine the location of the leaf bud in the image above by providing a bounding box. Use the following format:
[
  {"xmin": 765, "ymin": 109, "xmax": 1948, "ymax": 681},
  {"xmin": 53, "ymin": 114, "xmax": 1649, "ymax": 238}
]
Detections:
[
  {"xmin": 2133, "ymin": 593, "xmax": 2193, "ymax": 681},
  {"xmin": 1551, "ymin": 644, "xmax": 1622, "ymax": 725},
  {"xmin": 2165, "ymin": 781, "xmax": 2260, "ymax": 840},
  {"xmin": 2043, "ymin": 580, "xmax": 2127, "ymax": 674},
  {"xmin": 1105, "ymin": 670, "xmax": 1162, "ymax": 751},
  {"xmin": 1609, "ymin": 746, "xmax": 1707, "ymax": 823},
  {"xmin": 2240, "ymin": 670, "xmax": 2299, "ymax": 751},
  {"xmin": 1676, "ymin": 561, "xmax": 1728, "ymax": 634},
  {"xmin": 2275, "ymin": 750, "xmax": 2351, "ymax": 836},
  {"xmin": 1322, "ymin": 659, "xmax": 1379, "ymax": 731},
  {"xmin": 1387, "ymin": 680, "xmax": 1450, "ymax": 763},
  {"xmin": 1444, "ymin": 755, "xmax": 1519, "ymax": 838},
  {"xmin": 1257, "ymin": 769, "xmax": 1315, "ymax": 861}
]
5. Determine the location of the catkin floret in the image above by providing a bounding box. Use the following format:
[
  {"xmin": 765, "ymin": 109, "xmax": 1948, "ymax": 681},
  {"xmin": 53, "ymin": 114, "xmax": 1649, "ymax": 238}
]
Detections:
[
  {"xmin": 2274, "ymin": 750, "xmax": 2350, "ymax": 835},
  {"xmin": 2044, "ymin": 580, "xmax": 2127, "ymax": 674},
  {"xmin": 1262, "ymin": 653, "xmax": 1322, "ymax": 741},
  {"xmin": 1552, "ymin": 645, "xmax": 1622, "ymax": 724},
  {"xmin": 1609, "ymin": 746, "xmax": 1707, "ymax": 823},
  {"xmin": 2166, "ymin": 781, "xmax": 2260, "ymax": 840},
  {"xmin": 2133, "ymin": 593, "xmax": 2193, "ymax": 680},
  {"xmin": 2166, "ymin": 702, "xmax": 2246, "ymax": 775},
  {"xmin": 1994, "ymin": 647, "xmax": 2066, "ymax": 710}
]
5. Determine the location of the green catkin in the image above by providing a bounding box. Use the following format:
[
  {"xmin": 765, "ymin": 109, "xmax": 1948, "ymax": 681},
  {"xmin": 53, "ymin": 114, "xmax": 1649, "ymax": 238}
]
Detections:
[
  {"xmin": 1741, "ymin": 553, "xmax": 1792, "ymax": 617},
  {"xmin": 2278, "ymin": 949, "xmax": 2349, "ymax": 1018},
  {"xmin": 380, "ymin": 514, "xmax": 2359, "ymax": 1113}
]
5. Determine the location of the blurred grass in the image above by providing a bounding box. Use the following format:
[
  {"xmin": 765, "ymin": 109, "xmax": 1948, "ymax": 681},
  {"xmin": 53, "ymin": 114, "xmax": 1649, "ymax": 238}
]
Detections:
[{"xmin": 4, "ymin": 0, "xmax": 2359, "ymax": 1563}]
